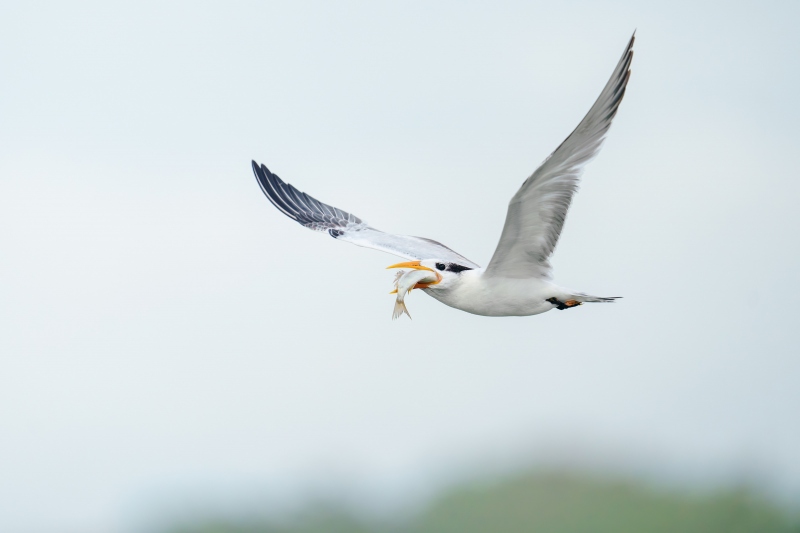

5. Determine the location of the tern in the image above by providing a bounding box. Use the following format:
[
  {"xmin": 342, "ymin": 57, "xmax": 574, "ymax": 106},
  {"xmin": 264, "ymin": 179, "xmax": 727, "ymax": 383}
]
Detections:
[{"xmin": 252, "ymin": 34, "xmax": 633, "ymax": 317}]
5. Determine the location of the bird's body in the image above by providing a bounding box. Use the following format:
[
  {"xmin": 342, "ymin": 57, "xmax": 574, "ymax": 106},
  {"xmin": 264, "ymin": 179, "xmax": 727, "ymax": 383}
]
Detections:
[
  {"xmin": 426, "ymin": 273, "xmax": 567, "ymax": 317},
  {"xmin": 252, "ymin": 34, "xmax": 634, "ymax": 319}
]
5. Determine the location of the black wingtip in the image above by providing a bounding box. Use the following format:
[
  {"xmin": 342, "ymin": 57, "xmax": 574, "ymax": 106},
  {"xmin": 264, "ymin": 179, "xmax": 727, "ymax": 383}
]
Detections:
[
  {"xmin": 252, "ymin": 160, "xmax": 268, "ymax": 192},
  {"xmin": 251, "ymin": 160, "xmax": 264, "ymax": 182},
  {"xmin": 252, "ymin": 160, "xmax": 277, "ymax": 191}
]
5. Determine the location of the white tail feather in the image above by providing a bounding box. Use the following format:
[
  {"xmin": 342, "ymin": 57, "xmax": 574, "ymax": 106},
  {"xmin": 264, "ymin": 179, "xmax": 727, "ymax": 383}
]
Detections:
[{"xmin": 573, "ymin": 293, "xmax": 622, "ymax": 303}]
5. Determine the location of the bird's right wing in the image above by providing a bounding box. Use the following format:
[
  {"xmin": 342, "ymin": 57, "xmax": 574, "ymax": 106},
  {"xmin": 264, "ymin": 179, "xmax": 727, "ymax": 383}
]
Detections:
[{"xmin": 252, "ymin": 161, "xmax": 479, "ymax": 268}]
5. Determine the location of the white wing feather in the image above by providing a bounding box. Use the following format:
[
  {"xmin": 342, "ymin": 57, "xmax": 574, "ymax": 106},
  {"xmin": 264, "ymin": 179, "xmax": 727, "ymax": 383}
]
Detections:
[
  {"xmin": 252, "ymin": 162, "xmax": 479, "ymax": 268},
  {"xmin": 484, "ymin": 34, "xmax": 634, "ymax": 279}
]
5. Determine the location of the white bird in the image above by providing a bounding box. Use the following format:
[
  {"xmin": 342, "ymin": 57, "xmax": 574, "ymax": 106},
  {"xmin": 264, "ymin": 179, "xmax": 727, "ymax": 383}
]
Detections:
[{"xmin": 252, "ymin": 34, "xmax": 634, "ymax": 318}]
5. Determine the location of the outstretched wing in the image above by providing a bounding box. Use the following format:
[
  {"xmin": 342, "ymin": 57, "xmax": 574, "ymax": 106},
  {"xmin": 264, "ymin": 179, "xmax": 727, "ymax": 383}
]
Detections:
[
  {"xmin": 485, "ymin": 33, "xmax": 634, "ymax": 279},
  {"xmin": 252, "ymin": 161, "xmax": 479, "ymax": 268}
]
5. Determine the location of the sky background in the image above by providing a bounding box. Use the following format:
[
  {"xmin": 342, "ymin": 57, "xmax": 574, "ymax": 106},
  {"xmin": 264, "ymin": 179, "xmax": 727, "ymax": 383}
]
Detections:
[{"xmin": 2, "ymin": 1, "xmax": 799, "ymax": 532}]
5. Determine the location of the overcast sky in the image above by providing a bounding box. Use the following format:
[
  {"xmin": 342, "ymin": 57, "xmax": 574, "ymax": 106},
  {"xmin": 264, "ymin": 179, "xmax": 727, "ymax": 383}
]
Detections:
[{"xmin": 2, "ymin": 1, "xmax": 799, "ymax": 532}]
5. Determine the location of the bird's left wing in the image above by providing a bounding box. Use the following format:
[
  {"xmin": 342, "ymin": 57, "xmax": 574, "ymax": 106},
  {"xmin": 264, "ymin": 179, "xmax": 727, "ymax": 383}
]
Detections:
[
  {"xmin": 252, "ymin": 161, "xmax": 479, "ymax": 268},
  {"xmin": 484, "ymin": 33, "xmax": 634, "ymax": 279}
]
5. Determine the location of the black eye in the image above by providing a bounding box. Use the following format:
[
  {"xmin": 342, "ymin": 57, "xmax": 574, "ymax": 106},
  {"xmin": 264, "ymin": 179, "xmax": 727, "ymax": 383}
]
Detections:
[{"xmin": 435, "ymin": 262, "xmax": 446, "ymax": 271}]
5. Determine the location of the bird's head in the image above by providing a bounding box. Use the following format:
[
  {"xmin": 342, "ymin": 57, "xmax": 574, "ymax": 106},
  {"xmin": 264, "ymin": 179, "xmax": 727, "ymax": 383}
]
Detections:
[{"xmin": 386, "ymin": 259, "xmax": 473, "ymax": 290}]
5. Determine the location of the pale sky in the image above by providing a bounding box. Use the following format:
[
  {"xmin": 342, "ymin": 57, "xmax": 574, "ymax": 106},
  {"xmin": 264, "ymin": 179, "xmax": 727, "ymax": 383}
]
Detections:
[{"xmin": 2, "ymin": 1, "xmax": 799, "ymax": 532}]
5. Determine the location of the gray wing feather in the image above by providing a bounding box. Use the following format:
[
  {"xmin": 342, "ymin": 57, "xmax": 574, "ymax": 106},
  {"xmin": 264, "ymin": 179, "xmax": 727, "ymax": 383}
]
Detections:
[
  {"xmin": 484, "ymin": 33, "xmax": 634, "ymax": 279},
  {"xmin": 252, "ymin": 162, "xmax": 478, "ymax": 267}
]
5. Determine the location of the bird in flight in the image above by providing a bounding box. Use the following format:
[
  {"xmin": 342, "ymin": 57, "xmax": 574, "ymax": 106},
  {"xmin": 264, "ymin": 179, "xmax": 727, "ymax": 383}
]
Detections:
[{"xmin": 253, "ymin": 34, "xmax": 633, "ymax": 318}]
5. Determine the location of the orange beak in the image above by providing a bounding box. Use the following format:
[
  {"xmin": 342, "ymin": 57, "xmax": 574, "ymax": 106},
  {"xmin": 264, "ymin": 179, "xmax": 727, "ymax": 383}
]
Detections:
[
  {"xmin": 386, "ymin": 260, "xmax": 442, "ymax": 292},
  {"xmin": 386, "ymin": 260, "xmax": 431, "ymax": 271}
]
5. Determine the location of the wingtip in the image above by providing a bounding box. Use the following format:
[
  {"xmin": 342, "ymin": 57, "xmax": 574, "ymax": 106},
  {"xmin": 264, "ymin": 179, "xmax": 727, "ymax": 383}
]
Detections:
[
  {"xmin": 251, "ymin": 159, "xmax": 264, "ymax": 179},
  {"xmin": 252, "ymin": 160, "xmax": 278, "ymax": 187},
  {"xmin": 622, "ymin": 32, "xmax": 635, "ymax": 58}
]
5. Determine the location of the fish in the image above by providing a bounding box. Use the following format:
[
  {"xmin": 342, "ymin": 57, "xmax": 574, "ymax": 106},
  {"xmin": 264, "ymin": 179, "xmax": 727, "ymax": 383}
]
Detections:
[{"xmin": 390, "ymin": 268, "xmax": 439, "ymax": 320}]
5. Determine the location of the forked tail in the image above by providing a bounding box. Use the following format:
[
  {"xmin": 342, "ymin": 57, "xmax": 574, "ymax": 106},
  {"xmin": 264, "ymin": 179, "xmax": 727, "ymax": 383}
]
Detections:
[
  {"xmin": 576, "ymin": 294, "xmax": 622, "ymax": 303},
  {"xmin": 392, "ymin": 300, "xmax": 412, "ymax": 320},
  {"xmin": 547, "ymin": 294, "xmax": 622, "ymax": 310}
]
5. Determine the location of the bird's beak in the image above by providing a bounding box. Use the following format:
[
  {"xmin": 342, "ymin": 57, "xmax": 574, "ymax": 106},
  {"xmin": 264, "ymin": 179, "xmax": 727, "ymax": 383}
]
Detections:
[
  {"xmin": 386, "ymin": 260, "xmax": 430, "ymax": 271},
  {"xmin": 386, "ymin": 260, "xmax": 442, "ymax": 288}
]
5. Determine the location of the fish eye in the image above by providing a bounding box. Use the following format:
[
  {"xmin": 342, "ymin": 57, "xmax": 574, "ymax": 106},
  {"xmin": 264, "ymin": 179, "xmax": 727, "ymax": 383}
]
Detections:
[{"xmin": 435, "ymin": 262, "xmax": 446, "ymax": 271}]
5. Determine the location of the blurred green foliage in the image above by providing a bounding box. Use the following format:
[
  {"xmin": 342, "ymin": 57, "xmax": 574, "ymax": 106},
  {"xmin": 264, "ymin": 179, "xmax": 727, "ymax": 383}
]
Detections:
[{"xmin": 162, "ymin": 472, "xmax": 800, "ymax": 533}]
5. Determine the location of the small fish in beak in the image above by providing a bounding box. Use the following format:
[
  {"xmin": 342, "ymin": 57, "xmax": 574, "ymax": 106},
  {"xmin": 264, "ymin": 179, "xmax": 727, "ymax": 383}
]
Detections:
[{"xmin": 387, "ymin": 264, "xmax": 440, "ymax": 320}]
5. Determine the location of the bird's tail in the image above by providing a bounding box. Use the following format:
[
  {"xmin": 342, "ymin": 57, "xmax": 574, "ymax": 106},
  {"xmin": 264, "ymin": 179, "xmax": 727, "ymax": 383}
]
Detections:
[
  {"xmin": 574, "ymin": 293, "xmax": 622, "ymax": 303},
  {"xmin": 392, "ymin": 300, "xmax": 412, "ymax": 320}
]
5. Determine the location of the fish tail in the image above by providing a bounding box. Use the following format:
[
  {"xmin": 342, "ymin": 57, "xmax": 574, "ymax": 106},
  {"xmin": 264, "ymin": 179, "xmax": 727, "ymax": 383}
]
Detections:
[{"xmin": 392, "ymin": 300, "xmax": 412, "ymax": 320}]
